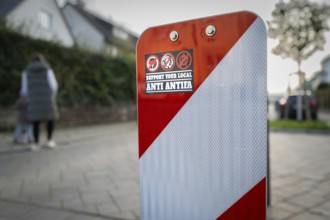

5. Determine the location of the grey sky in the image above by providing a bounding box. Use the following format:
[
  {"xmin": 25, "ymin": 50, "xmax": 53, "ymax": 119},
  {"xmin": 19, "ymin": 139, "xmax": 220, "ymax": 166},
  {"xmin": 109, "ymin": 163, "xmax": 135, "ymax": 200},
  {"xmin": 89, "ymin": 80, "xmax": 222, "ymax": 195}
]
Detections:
[{"xmin": 85, "ymin": 0, "xmax": 277, "ymax": 34}]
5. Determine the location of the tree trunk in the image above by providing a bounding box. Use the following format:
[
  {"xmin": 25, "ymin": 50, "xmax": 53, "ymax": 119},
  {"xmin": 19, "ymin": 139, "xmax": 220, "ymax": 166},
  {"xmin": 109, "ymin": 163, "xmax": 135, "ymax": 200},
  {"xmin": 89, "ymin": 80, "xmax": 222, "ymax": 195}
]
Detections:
[
  {"xmin": 296, "ymin": 90, "xmax": 303, "ymax": 121},
  {"xmin": 284, "ymin": 101, "xmax": 290, "ymax": 120},
  {"xmin": 296, "ymin": 70, "xmax": 303, "ymax": 122},
  {"xmin": 302, "ymin": 72, "xmax": 312, "ymax": 121},
  {"xmin": 304, "ymin": 93, "xmax": 311, "ymax": 121},
  {"xmin": 296, "ymin": 60, "xmax": 312, "ymax": 122},
  {"xmin": 285, "ymin": 83, "xmax": 290, "ymax": 120}
]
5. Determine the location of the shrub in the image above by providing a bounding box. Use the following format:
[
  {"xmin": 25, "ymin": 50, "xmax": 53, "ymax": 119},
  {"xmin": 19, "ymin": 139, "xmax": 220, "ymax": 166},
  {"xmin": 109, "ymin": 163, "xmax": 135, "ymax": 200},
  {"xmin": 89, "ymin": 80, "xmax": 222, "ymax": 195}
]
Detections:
[{"xmin": 0, "ymin": 21, "xmax": 136, "ymax": 107}]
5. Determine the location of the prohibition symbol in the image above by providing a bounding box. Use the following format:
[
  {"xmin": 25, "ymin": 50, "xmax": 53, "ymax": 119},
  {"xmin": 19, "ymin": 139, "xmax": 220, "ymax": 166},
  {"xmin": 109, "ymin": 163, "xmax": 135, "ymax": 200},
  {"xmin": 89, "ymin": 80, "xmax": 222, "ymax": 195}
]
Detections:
[
  {"xmin": 146, "ymin": 55, "xmax": 159, "ymax": 72},
  {"xmin": 161, "ymin": 53, "xmax": 175, "ymax": 71},
  {"xmin": 176, "ymin": 51, "xmax": 192, "ymax": 70}
]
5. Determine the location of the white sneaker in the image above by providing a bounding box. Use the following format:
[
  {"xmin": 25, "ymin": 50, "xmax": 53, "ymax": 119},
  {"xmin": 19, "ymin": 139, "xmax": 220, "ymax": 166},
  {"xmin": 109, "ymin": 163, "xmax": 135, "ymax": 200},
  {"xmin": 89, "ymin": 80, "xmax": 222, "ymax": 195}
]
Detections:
[
  {"xmin": 30, "ymin": 144, "xmax": 41, "ymax": 152},
  {"xmin": 47, "ymin": 140, "xmax": 57, "ymax": 149}
]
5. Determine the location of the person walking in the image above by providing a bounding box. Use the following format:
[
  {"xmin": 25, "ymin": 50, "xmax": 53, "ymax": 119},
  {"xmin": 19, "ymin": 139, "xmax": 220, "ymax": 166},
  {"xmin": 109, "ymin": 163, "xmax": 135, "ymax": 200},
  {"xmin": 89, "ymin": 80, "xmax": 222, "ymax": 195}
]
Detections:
[{"xmin": 21, "ymin": 53, "xmax": 59, "ymax": 152}]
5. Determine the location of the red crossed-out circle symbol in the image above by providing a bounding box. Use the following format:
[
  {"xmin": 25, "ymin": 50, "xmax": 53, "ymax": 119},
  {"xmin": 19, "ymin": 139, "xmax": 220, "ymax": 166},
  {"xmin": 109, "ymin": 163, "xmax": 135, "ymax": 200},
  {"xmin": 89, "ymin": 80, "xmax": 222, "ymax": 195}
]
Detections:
[
  {"xmin": 161, "ymin": 53, "xmax": 175, "ymax": 71},
  {"xmin": 146, "ymin": 55, "xmax": 159, "ymax": 72},
  {"xmin": 176, "ymin": 51, "xmax": 192, "ymax": 70}
]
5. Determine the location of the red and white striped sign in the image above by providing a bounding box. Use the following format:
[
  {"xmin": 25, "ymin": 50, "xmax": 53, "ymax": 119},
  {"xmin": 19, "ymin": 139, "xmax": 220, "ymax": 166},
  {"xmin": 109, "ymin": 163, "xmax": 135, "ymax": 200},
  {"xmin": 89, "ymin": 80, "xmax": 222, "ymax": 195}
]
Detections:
[{"xmin": 137, "ymin": 11, "xmax": 267, "ymax": 220}]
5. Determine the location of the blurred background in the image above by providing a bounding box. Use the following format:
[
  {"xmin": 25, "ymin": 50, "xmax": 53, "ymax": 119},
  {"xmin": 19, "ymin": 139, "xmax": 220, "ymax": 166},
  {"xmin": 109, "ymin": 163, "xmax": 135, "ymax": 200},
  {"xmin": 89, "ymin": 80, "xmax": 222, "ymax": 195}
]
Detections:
[{"xmin": 0, "ymin": 0, "xmax": 329, "ymax": 220}]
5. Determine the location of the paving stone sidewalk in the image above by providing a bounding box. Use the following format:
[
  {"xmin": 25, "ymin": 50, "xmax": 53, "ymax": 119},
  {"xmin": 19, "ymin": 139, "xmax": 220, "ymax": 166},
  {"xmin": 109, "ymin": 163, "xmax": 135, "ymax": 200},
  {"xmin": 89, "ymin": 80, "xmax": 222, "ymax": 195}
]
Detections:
[
  {"xmin": 268, "ymin": 132, "xmax": 330, "ymax": 220},
  {"xmin": 0, "ymin": 122, "xmax": 329, "ymax": 220},
  {"xmin": 0, "ymin": 122, "xmax": 139, "ymax": 220}
]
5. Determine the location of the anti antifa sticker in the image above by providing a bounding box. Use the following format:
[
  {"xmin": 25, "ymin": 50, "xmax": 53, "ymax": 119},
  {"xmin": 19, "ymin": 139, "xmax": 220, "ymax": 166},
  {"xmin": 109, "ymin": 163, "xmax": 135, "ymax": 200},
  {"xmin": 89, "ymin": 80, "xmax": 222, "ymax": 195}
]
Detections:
[{"xmin": 145, "ymin": 49, "xmax": 193, "ymax": 94}]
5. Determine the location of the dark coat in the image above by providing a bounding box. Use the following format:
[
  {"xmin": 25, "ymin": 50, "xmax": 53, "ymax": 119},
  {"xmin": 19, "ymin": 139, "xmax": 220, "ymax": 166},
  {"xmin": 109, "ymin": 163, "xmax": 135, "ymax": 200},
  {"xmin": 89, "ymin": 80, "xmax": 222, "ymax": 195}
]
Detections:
[{"xmin": 26, "ymin": 62, "xmax": 59, "ymax": 121}]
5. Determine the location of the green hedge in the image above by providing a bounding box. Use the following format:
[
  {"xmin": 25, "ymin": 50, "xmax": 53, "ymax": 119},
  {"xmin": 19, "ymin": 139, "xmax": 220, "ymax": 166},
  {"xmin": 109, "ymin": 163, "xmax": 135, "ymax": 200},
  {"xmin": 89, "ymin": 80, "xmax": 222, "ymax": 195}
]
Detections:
[
  {"xmin": 270, "ymin": 120, "xmax": 330, "ymax": 130},
  {"xmin": 0, "ymin": 21, "xmax": 136, "ymax": 107}
]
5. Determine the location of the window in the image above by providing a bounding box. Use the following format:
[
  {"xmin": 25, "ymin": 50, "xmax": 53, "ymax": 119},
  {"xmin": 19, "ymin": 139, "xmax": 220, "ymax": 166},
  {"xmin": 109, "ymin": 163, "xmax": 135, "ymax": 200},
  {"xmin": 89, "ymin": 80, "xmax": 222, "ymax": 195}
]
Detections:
[
  {"xmin": 112, "ymin": 46, "xmax": 118, "ymax": 57},
  {"xmin": 113, "ymin": 27, "xmax": 129, "ymax": 40},
  {"xmin": 39, "ymin": 10, "xmax": 52, "ymax": 30}
]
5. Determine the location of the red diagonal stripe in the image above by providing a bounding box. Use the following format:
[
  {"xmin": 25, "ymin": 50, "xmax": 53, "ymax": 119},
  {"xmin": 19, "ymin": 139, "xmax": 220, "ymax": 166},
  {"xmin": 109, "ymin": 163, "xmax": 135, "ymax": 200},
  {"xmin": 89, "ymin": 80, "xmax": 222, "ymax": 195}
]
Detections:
[
  {"xmin": 217, "ymin": 178, "xmax": 266, "ymax": 220},
  {"xmin": 137, "ymin": 12, "xmax": 257, "ymax": 158}
]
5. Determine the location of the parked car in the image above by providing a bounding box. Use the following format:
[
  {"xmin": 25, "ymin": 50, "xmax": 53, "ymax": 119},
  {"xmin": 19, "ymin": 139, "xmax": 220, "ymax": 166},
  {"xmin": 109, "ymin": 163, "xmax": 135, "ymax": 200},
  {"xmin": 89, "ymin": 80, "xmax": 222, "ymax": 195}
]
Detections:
[{"xmin": 278, "ymin": 95, "xmax": 318, "ymax": 120}]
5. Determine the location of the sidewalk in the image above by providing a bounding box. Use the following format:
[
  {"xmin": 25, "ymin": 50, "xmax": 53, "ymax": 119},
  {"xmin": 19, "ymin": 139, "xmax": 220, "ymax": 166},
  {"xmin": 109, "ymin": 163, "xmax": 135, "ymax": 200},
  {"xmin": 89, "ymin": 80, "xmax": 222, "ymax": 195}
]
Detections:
[
  {"xmin": 0, "ymin": 122, "xmax": 329, "ymax": 220},
  {"xmin": 268, "ymin": 132, "xmax": 330, "ymax": 220},
  {"xmin": 0, "ymin": 122, "xmax": 139, "ymax": 220},
  {"xmin": 0, "ymin": 122, "xmax": 137, "ymax": 154}
]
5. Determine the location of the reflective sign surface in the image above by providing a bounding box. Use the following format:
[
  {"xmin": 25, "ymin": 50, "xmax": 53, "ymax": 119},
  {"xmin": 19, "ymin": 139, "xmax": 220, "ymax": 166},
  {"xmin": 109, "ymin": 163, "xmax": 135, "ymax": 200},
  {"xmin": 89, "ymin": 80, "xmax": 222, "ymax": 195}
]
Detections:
[{"xmin": 137, "ymin": 11, "xmax": 267, "ymax": 220}]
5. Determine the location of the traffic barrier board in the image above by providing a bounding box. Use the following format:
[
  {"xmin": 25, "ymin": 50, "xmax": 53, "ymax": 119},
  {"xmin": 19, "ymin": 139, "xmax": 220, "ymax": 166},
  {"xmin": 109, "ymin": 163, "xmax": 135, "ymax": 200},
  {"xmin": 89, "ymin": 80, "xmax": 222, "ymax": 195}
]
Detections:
[{"xmin": 137, "ymin": 11, "xmax": 267, "ymax": 220}]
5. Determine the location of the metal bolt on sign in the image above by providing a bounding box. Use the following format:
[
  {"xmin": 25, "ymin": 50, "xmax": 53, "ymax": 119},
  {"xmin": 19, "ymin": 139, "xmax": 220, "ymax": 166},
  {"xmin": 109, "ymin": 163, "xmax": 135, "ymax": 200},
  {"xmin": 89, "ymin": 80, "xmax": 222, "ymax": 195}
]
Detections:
[
  {"xmin": 170, "ymin": 30, "xmax": 179, "ymax": 41},
  {"xmin": 205, "ymin": 25, "xmax": 216, "ymax": 36}
]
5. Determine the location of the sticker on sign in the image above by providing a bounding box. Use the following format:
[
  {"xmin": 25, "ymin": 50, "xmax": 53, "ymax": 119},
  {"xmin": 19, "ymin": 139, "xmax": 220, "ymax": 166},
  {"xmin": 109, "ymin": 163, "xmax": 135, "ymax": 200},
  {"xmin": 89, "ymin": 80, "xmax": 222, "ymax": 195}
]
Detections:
[{"xmin": 145, "ymin": 49, "xmax": 193, "ymax": 94}]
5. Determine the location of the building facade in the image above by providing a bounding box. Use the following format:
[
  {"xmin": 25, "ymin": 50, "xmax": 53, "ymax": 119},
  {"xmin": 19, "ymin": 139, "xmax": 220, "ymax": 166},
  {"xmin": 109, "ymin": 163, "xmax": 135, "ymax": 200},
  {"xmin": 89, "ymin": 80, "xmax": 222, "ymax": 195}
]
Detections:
[
  {"xmin": 311, "ymin": 56, "xmax": 330, "ymax": 90},
  {"xmin": 62, "ymin": 3, "xmax": 138, "ymax": 56},
  {"xmin": 0, "ymin": 0, "xmax": 74, "ymax": 47}
]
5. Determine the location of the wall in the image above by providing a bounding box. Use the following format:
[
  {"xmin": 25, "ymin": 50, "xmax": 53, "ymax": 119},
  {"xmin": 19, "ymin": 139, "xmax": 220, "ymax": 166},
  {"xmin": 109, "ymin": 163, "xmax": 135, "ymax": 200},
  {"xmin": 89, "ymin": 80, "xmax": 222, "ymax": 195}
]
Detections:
[
  {"xmin": 322, "ymin": 58, "xmax": 330, "ymax": 83},
  {"xmin": 0, "ymin": 105, "xmax": 137, "ymax": 131}
]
